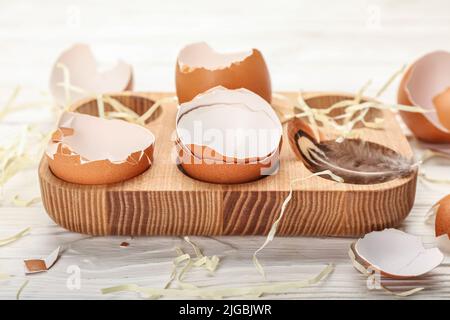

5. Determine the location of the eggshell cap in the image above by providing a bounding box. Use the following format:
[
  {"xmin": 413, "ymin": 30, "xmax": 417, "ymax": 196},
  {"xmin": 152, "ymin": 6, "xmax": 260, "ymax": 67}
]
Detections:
[{"xmin": 175, "ymin": 42, "xmax": 272, "ymax": 103}]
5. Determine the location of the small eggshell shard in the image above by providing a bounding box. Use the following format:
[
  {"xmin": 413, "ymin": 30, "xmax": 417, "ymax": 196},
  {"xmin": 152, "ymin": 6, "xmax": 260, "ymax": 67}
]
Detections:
[
  {"xmin": 434, "ymin": 194, "xmax": 450, "ymax": 238},
  {"xmin": 120, "ymin": 241, "xmax": 130, "ymax": 248},
  {"xmin": 175, "ymin": 42, "xmax": 272, "ymax": 104},
  {"xmin": 398, "ymin": 51, "xmax": 450, "ymax": 143},
  {"xmin": 176, "ymin": 87, "xmax": 282, "ymax": 184},
  {"xmin": 436, "ymin": 234, "xmax": 450, "ymax": 254},
  {"xmin": 354, "ymin": 229, "xmax": 443, "ymax": 279},
  {"xmin": 49, "ymin": 43, "xmax": 133, "ymax": 106},
  {"xmin": 24, "ymin": 246, "xmax": 60, "ymax": 274},
  {"xmin": 46, "ymin": 111, "xmax": 154, "ymax": 185}
]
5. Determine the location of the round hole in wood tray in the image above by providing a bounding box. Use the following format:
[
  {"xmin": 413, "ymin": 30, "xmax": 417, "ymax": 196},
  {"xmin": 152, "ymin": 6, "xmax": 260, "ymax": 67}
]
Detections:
[
  {"xmin": 299, "ymin": 93, "xmax": 383, "ymax": 129},
  {"xmin": 287, "ymin": 93, "xmax": 415, "ymax": 185},
  {"xmin": 71, "ymin": 93, "xmax": 162, "ymax": 124}
]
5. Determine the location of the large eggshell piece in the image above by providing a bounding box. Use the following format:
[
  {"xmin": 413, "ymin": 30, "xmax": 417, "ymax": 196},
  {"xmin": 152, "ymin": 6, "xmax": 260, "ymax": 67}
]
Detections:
[
  {"xmin": 46, "ymin": 112, "xmax": 154, "ymax": 185},
  {"xmin": 175, "ymin": 42, "xmax": 272, "ymax": 104},
  {"xmin": 355, "ymin": 229, "xmax": 443, "ymax": 278},
  {"xmin": 398, "ymin": 51, "xmax": 450, "ymax": 142},
  {"xmin": 176, "ymin": 87, "xmax": 282, "ymax": 184},
  {"xmin": 435, "ymin": 194, "xmax": 450, "ymax": 238},
  {"xmin": 49, "ymin": 44, "xmax": 133, "ymax": 106}
]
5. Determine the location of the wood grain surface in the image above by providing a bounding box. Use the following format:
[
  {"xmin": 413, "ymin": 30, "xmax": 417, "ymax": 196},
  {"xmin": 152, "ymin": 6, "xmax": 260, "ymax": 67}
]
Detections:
[{"xmin": 39, "ymin": 92, "xmax": 417, "ymax": 237}]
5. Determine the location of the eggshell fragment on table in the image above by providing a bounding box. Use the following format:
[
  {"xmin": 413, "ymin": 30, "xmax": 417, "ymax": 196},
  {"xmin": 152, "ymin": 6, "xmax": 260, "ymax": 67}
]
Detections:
[
  {"xmin": 49, "ymin": 43, "xmax": 133, "ymax": 106},
  {"xmin": 175, "ymin": 86, "xmax": 282, "ymax": 184},
  {"xmin": 354, "ymin": 229, "xmax": 443, "ymax": 279},
  {"xmin": 417, "ymin": 141, "xmax": 450, "ymax": 157},
  {"xmin": 436, "ymin": 234, "xmax": 450, "ymax": 254},
  {"xmin": 398, "ymin": 51, "xmax": 450, "ymax": 142},
  {"xmin": 24, "ymin": 246, "xmax": 60, "ymax": 274},
  {"xmin": 175, "ymin": 42, "xmax": 272, "ymax": 103},
  {"xmin": 46, "ymin": 111, "xmax": 155, "ymax": 185}
]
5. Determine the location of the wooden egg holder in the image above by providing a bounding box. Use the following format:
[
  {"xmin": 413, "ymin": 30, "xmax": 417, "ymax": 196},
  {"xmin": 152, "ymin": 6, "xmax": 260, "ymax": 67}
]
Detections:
[{"xmin": 38, "ymin": 92, "xmax": 417, "ymax": 237}]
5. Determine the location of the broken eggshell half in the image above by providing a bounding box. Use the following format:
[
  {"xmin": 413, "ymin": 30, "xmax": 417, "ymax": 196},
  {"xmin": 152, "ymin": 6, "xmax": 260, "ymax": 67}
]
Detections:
[
  {"xmin": 287, "ymin": 118, "xmax": 415, "ymax": 184},
  {"xmin": 175, "ymin": 42, "xmax": 272, "ymax": 104},
  {"xmin": 175, "ymin": 87, "xmax": 282, "ymax": 184},
  {"xmin": 46, "ymin": 111, "xmax": 154, "ymax": 185},
  {"xmin": 398, "ymin": 51, "xmax": 450, "ymax": 143},
  {"xmin": 49, "ymin": 43, "xmax": 133, "ymax": 107},
  {"xmin": 354, "ymin": 228, "xmax": 443, "ymax": 279}
]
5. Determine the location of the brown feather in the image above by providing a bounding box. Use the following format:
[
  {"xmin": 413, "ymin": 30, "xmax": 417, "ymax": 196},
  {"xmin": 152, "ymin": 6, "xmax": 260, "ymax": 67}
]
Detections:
[{"xmin": 295, "ymin": 131, "xmax": 416, "ymax": 184}]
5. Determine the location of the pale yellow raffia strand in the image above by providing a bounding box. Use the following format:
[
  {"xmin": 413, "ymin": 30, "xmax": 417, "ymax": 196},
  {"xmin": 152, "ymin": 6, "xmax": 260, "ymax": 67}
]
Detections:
[
  {"xmin": 102, "ymin": 96, "xmax": 140, "ymax": 120},
  {"xmin": 0, "ymin": 86, "xmax": 21, "ymax": 119},
  {"xmin": 418, "ymin": 149, "xmax": 450, "ymax": 185},
  {"xmin": 344, "ymin": 102, "xmax": 425, "ymax": 114},
  {"xmin": 96, "ymin": 94, "xmax": 105, "ymax": 119},
  {"xmin": 136, "ymin": 96, "xmax": 178, "ymax": 125},
  {"xmin": 375, "ymin": 65, "xmax": 406, "ymax": 98},
  {"xmin": 0, "ymin": 155, "xmax": 33, "ymax": 188},
  {"xmin": 56, "ymin": 63, "xmax": 72, "ymax": 109},
  {"xmin": 272, "ymin": 66, "xmax": 426, "ymax": 137},
  {"xmin": 134, "ymin": 244, "xmax": 217, "ymax": 299},
  {"xmin": 12, "ymin": 195, "xmax": 41, "ymax": 207},
  {"xmin": 164, "ymin": 241, "xmax": 220, "ymax": 292},
  {"xmin": 296, "ymin": 92, "xmax": 321, "ymax": 142},
  {"xmin": 101, "ymin": 263, "xmax": 334, "ymax": 299},
  {"xmin": 164, "ymin": 248, "xmax": 192, "ymax": 289},
  {"xmin": 0, "ymin": 86, "xmax": 52, "ymax": 120},
  {"xmin": 348, "ymin": 246, "xmax": 424, "ymax": 297},
  {"xmin": 419, "ymin": 173, "xmax": 450, "ymax": 185},
  {"xmin": 0, "ymin": 273, "xmax": 9, "ymax": 281},
  {"xmin": 56, "ymin": 71, "xmax": 177, "ymax": 126},
  {"xmin": 0, "ymin": 105, "xmax": 54, "ymax": 192},
  {"xmin": 419, "ymin": 151, "xmax": 449, "ymax": 184},
  {"xmin": 0, "ymin": 126, "xmax": 29, "ymax": 186},
  {"xmin": 140, "ymin": 248, "xmax": 192, "ymax": 299},
  {"xmin": 16, "ymin": 280, "xmax": 29, "ymax": 300},
  {"xmin": 184, "ymin": 237, "xmax": 220, "ymax": 273},
  {"xmin": 0, "ymin": 227, "xmax": 31, "ymax": 247},
  {"xmin": 166, "ymin": 239, "xmax": 219, "ymax": 291},
  {"xmin": 424, "ymin": 203, "xmax": 439, "ymax": 224},
  {"xmin": 421, "ymin": 149, "xmax": 450, "ymax": 163},
  {"xmin": 253, "ymin": 170, "xmax": 344, "ymax": 278}
]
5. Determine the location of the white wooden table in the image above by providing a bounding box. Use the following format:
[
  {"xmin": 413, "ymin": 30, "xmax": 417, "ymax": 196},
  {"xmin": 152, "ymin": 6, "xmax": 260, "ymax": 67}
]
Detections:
[{"xmin": 1, "ymin": 0, "xmax": 450, "ymax": 299}]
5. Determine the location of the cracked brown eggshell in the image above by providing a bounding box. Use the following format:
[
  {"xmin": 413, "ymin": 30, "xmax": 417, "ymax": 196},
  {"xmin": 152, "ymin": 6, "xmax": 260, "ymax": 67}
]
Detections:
[
  {"xmin": 175, "ymin": 87, "xmax": 282, "ymax": 184},
  {"xmin": 46, "ymin": 111, "xmax": 154, "ymax": 185},
  {"xmin": 398, "ymin": 51, "xmax": 450, "ymax": 143},
  {"xmin": 175, "ymin": 42, "xmax": 272, "ymax": 104}
]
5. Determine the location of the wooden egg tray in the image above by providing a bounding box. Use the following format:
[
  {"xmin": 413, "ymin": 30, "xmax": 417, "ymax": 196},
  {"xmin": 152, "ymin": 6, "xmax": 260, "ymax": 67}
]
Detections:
[{"xmin": 38, "ymin": 92, "xmax": 417, "ymax": 237}]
